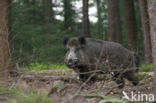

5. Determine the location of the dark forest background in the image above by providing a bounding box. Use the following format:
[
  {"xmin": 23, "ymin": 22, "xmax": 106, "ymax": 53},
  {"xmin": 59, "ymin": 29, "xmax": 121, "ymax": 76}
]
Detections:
[
  {"xmin": 10, "ymin": 0, "xmax": 150, "ymax": 68},
  {"xmin": 1, "ymin": 0, "xmax": 156, "ymax": 102}
]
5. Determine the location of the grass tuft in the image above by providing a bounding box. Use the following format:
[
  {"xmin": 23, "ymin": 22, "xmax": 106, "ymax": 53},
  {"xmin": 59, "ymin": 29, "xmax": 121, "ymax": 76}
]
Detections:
[
  {"xmin": 140, "ymin": 64, "xmax": 153, "ymax": 72},
  {"xmin": 8, "ymin": 88, "xmax": 55, "ymax": 103},
  {"xmin": 25, "ymin": 63, "xmax": 68, "ymax": 70}
]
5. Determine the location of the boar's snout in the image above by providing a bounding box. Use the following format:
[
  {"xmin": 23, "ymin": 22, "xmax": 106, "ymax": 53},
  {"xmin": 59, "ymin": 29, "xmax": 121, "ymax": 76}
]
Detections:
[{"xmin": 66, "ymin": 59, "xmax": 79, "ymax": 68}]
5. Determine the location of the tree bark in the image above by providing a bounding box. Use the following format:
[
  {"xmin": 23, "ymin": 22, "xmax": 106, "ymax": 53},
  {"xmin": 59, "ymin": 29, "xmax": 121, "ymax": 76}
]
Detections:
[
  {"xmin": 147, "ymin": 0, "xmax": 156, "ymax": 75},
  {"xmin": 63, "ymin": 0, "xmax": 74, "ymax": 30},
  {"xmin": 139, "ymin": 0, "xmax": 152, "ymax": 64},
  {"xmin": 82, "ymin": 0, "xmax": 90, "ymax": 37},
  {"xmin": 96, "ymin": 0, "xmax": 102, "ymax": 36},
  {"xmin": 0, "ymin": 0, "xmax": 12, "ymax": 76},
  {"xmin": 43, "ymin": 0, "xmax": 54, "ymax": 24},
  {"xmin": 107, "ymin": 0, "xmax": 122, "ymax": 43},
  {"xmin": 123, "ymin": 0, "xmax": 138, "ymax": 51}
]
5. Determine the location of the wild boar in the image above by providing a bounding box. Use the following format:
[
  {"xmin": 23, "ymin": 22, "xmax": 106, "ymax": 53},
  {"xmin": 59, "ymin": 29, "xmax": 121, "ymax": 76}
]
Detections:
[{"xmin": 63, "ymin": 36, "xmax": 139, "ymax": 88}]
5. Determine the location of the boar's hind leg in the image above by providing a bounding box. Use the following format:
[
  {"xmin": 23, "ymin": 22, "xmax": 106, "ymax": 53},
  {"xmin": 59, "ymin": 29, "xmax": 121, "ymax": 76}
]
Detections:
[
  {"xmin": 112, "ymin": 73, "xmax": 125, "ymax": 89},
  {"xmin": 124, "ymin": 71, "xmax": 139, "ymax": 86}
]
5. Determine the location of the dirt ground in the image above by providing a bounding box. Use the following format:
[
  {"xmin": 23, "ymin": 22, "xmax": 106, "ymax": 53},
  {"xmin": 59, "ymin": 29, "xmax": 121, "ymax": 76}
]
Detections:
[{"xmin": 0, "ymin": 70, "xmax": 155, "ymax": 103}]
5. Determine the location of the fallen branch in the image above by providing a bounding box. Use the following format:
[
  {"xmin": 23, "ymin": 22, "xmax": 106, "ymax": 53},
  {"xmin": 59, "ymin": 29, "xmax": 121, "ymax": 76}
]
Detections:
[
  {"xmin": 21, "ymin": 73, "xmax": 109, "ymax": 82},
  {"xmin": 76, "ymin": 94, "xmax": 126, "ymax": 103},
  {"xmin": 22, "ymin": 74, "xmax": 77, "ymax": 82},
  {"xmin": 65, "ymin": 73, "xmax": 97, "ymax": 103},
  {"xmin": 105, "ymin": 85, "xmax": 120, "ymax": 96}
]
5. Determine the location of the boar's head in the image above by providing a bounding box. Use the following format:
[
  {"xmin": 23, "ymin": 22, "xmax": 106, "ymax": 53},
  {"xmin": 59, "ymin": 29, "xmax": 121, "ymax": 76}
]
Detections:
[{"xmin": 63, "ymin": 36, "xmax": 87, "ymax": 68}]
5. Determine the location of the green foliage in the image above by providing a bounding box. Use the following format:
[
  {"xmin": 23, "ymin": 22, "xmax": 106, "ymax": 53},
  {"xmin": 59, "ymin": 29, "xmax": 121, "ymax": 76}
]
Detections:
[
  {"xmin": 63, "ymin": 0, "xmax": 76, "ymax": 30},
  {"xmin": 11, "ymin": 0, "xmax": 146, "ymax": 66},
  {"xmin": 8, "ymin": 88, "xmax": 55, "ymax": 103},
  {"xmin": 26, "ymin": 63, "xmax": 67, "ymax": 70},
  {"xmin": 140, "ymin": 64, "xmax": 153, "ymax": 72},
  {"xmin": 11, "ymin": 0, "xmax": 82, "ymax": 65}
]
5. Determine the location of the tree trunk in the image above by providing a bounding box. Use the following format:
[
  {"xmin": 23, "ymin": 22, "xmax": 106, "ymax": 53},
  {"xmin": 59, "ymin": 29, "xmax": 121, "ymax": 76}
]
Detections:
[
  {"xmin": 139, "ymin": 0, "xmax": 152, "ymax": 64},
  {"xmin": 0, "ymin": 0, "xmax": 12, "ymax": 76},
  {"xmin": 123, "ymin": 0, "xmax": 138, "ymax": 51},
  {"xmin": 42, "ymin": 0, "xmax": 55, "ymax": 34},
  {"xmin": 147, "ymin": 0, "xmax": 156, "ymax": 75},
  {"xmin": 96, "ymin": 0, "xmax": 102, "ymax": 36},
  {"xmin": 63, "ymin": 0, "xmax": 74, "ymax": 30},
  {"xmin": 43, "ymin": 0, "xmax": 54, "ymax": 24},
  {"xmin": 107, "ymin": 0, "xmax": 122, "ymax": 43},
  {"xmin": 82, "ymin": 0, "xmax": 90, "ymax": 37},
  {"xmin": 31, "ymin": 0, "xmax": 36, "ymax": 23}
]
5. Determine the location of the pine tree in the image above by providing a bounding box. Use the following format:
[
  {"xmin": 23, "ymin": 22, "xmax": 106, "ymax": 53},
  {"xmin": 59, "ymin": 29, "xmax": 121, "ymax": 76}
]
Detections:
[
  {"xmin": 0, "ymin": 0, "xmax": 12, "ymax": 76},
  {"xmin": 123, "ymin": 0, "xmax": 138, "ymax": 51},
  {"xmin": 82, "ymin": 0, "xmax": 90, "ymax": 37},
  {"xmin": 147, "ymin": 0, "xmax": 156, "ymax": 74},
  {"xmin": 139, "ymin": 0, "xmax": 152, "ymax": 64},
  {"xmin": 108, "ymin": 0, "xmax": 122, "ymax": 43}
]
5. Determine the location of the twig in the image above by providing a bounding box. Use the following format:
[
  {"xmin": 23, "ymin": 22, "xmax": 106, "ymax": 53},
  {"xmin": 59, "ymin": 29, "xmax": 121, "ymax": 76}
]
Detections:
[
  {"xmin": 104, "ymin": 85, "xmax": 119, "ymax": 96},
  {"xmin": 9, "ymin": 74, "xmax": 24, "ymax": 90},
  {"xmin": 65, "ymin": 73, "xmax": 96, "ymax": 103},
  {"xmin": 22, "ymin": 74, "xmax": 77, "ymax": 82},
  {"xmin": 75, "ymin": 94, "xmax": 126, "ymax": 103}
]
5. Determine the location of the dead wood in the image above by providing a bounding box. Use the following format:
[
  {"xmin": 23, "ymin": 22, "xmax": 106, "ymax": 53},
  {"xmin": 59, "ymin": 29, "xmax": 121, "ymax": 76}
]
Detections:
[{"xmin": 22, "ymin": 74, "xmax": 77, "ymax": 82}]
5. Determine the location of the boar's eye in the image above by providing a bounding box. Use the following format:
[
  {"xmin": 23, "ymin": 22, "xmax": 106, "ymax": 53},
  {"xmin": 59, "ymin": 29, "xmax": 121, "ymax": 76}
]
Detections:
[{"xmin": 75, "ymin": 48, "xmax": 80, "ymax": 53}]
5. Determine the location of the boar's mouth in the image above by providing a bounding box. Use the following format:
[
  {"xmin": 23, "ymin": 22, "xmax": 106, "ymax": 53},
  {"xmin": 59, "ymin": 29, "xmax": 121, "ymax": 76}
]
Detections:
[
  {"xmin": 66, "ymin": 64, "xmax": 76, "ymax": 68},
  {"xmin": 66, "ymin": 64, "xmax": 79, "ymax": 68},
  {"xmin": 66, "ymin": 63, "xmax": 86, "ymax": 68}
]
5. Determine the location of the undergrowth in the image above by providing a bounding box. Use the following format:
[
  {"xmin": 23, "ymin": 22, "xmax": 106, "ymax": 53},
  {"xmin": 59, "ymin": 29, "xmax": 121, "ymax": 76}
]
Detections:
[
  {"xmin": 8, "ymin": 87, "xmax": 55, "ymax": 103},
  {"xmin": 25, "ymin": 63, "xmax": 68, "ymax": 70}
]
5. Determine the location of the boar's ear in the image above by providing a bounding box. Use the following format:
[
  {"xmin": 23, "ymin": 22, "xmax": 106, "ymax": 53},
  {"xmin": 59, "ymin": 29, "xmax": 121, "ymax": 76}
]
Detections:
[
  {"xmin": 63, "ymin": 36, "xmax": 69, "ymax": 47},
  {"xmin": 79, "ymin": 35, "xmax": 86, "ymax": 45}
]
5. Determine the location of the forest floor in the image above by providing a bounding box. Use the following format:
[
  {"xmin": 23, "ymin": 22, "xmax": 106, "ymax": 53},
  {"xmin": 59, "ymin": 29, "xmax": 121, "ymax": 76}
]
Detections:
[{"xmin": 0, "ymin": 69, "xmax": 155, "ymax": 103}]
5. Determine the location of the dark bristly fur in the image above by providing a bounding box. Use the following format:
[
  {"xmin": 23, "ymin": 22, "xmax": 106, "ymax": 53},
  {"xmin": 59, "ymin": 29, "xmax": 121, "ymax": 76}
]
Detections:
[{"xmin": 63, "ymin": 36, "xmax": 139, "ymax": 88}]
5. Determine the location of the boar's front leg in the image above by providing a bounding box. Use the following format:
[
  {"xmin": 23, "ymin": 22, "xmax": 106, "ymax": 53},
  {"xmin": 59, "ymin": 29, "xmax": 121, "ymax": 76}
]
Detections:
[
  {"xmin": 112, "ymin": 72, "xmax": 125, "ymax": 88},
  {"xmin": 78, "ymin": 66, "xmax": 97, "ymax": 83},
  {"xmin": 79, "ymin": 73, "xmax": 89, "ymax": 82},
  {"xmin": 79, "ymin": 73, "xmax": 96, "ymax": 83}
]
